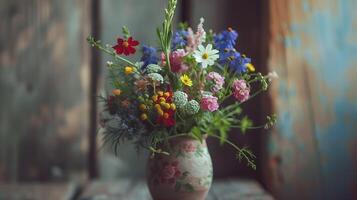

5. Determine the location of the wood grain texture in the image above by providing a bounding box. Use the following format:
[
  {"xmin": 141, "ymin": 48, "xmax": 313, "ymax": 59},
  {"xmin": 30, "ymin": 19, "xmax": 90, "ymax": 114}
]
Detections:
[
  {"xmin": 264, "ymin": 0, "xmax": 357, "ymax": 199},
  {"xmin": 0, "ymin": 0, "xmax": 91, "ymax": 181},
  {"xmin": 78, "ymin": 179, "xmax": 274, "ymax": 200}
]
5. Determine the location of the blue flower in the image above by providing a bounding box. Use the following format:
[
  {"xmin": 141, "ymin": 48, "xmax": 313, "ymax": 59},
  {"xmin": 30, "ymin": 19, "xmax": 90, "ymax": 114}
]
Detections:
[
  {"xmin": 218, "ymin": 48, "xmax": 250, "ymax": 74},
  {"xmin": 214, "ymin": 28, "xmax": 238, "ymax": 50},
  {"xmin": 140, "ymin": 45, "xmax": 159, "ymax": 68},
  {"xmin": 229, "ymin": 55, "xmax": 250, "ymax": 74},
  {"xmin": 172, "ymin": 30, "xmax": 188, "ymax": 49}
]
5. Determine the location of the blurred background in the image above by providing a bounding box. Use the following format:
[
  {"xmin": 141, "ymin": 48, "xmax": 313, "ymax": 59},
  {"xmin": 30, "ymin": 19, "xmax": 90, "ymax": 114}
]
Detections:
[{"xmin": 0, "ymin": 0, "xmax": 356, "ymax": 199}]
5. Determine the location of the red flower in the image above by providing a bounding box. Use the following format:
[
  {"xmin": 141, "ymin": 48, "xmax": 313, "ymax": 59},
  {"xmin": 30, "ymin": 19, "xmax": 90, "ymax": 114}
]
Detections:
[
  {"xmin": 156, "ymin": 109, "xmax": 176, "ymax": 127},
  {"xmin": 113, "ymin": 37, "xmax": 139, "ymax": 56}
]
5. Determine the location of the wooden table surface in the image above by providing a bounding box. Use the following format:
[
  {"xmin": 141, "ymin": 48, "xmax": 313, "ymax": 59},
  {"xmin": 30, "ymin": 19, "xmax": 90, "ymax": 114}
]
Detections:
[{"xmin": 0, "ymin": 179, "xmax": 274, "ymax": 200}]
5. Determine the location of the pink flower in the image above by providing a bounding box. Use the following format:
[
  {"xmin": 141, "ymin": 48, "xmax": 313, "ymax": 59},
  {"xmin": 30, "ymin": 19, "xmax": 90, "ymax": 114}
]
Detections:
[
  {"xmin": 170, "ymin": 49, "xmax": 188, "ymax": 73},
  {"xmin": 232, "ymin": 79, "xmax": 250, "ymax": 102},
  {"xmin": 200, "ymin": 95, "xmax": 219, "ymax": 112},
  {"xmin": 160, "ymin": 161, "xmax": 181, "ymax": 185},
  {"xmin": 206, "ymin": 72, "xmax": 225, "ymax": 93},
  {"xmin": 160, "ymin": 50, "xmax": 188, "ymax": 73},
  {"xmin": 186, "ymin": 18, "xmax": 206, "ymax": 52}
]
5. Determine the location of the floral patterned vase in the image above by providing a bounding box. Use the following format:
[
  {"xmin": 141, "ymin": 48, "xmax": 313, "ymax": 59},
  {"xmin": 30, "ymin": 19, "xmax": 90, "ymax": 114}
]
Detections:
[{"xmin": 147, "ymin": 136, "xmax": 213, "ymax": 200}]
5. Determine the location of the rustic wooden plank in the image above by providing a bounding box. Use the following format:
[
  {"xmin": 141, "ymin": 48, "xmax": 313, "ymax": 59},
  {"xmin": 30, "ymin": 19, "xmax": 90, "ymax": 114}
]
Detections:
[
  {"xmin": 78, "ymin": 179, "xmax": 271, "ymax": 200},
  {"xmin": 0, "ymin": 183, "xmax": 77, "ymax": 200},
  {"xmin": 264, "ymin": 0, "xmax": 357, "ymax": 199}
]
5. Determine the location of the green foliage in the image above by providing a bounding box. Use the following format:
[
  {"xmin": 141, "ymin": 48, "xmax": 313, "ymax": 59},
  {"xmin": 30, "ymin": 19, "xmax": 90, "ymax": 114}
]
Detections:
[
  {"xmin": 122, "ymin": 26, "xmax": 131, "ymax": 39},
  {"xmin": 240, "ymin": 116, "xmax": 253, "ymax": 134}
]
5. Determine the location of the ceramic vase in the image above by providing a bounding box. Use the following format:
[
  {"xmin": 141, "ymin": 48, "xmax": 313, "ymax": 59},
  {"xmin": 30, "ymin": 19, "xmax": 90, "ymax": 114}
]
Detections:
[{"xmin": 147, "ymin": 136, "xmax": 213, "ymax": 200}]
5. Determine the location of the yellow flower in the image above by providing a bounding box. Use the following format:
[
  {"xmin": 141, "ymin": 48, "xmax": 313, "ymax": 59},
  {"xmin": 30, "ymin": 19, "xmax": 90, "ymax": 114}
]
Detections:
[
  {"xmin": 157, "ymin": 109, "xmax": 164, "ymax": 116},
  {"xmin": 152, "ymin": 95, "xmax": 158, "ymax": 102},
  {"xmin": 163, "ymin": 103, "xmax": 171, "ymax": 109},
  {"xmin": 155, "ymin": 104, "xmax": 161, "ymax": 111},
  {"xmin": 180, "ymin": 74, "xmax": 193, "ymax": 87},
  {"xmin": 164, "ymin": 92, "xmax": 170, "ymax": 97},
  {"xmin": 157, "ymin": 91, "xmax": 164, "ymax": 96},
  {"xmin": 139, "ymin": 104, "xmax": 147, "ymax": 111},
  {"xmin": 112, "ymin": 89, "xmax": 121, "ymax": 96},
  {"xmin": 124, "ymin": 66, "xmax": 134, "ymax": 75},
  {"xmin": 140, "ymin": 113, "xmax": 148, "ymax": 121},
  {"xmin": 246, "ymin": 63, "xmax": 255, "ymax": 72}
]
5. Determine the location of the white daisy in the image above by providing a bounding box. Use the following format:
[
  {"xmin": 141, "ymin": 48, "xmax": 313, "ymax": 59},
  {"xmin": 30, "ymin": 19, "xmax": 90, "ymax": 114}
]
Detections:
[{"xmin": 193, "ymin": 44, "xmax": 219, "ymax": 68}]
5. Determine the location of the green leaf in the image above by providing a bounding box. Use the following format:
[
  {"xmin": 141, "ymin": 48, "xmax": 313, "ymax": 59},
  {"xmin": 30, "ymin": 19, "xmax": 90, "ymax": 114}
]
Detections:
[
  {"xmin": 190, "ymin": 127, "xmax": 203, "ymax": 143},
  {"xmin": 240, "ymin": 116, "xmax": 253, "ymax": 134}
]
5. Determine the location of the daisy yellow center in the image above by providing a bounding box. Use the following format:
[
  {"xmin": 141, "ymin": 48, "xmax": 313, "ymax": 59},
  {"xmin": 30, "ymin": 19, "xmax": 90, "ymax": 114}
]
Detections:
[
  {"xmin": 123, "ymin": 41, "xmax": 129, "ymax": 47},
  {"xmin": 202, "ymin": 53, "xmax": 209, "ymax": 60}
]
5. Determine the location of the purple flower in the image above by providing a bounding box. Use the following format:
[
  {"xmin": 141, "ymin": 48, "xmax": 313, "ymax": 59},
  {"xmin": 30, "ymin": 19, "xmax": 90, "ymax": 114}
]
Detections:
[{"xmin": 232, "ymin": 79, "xmax": 250, "ymax": 102}]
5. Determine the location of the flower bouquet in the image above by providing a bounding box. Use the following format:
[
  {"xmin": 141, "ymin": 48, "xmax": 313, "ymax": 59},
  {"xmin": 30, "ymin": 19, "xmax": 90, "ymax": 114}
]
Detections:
[{"xmin": 87, "ymin": 0, "xmax": 276, "ymax": 199}]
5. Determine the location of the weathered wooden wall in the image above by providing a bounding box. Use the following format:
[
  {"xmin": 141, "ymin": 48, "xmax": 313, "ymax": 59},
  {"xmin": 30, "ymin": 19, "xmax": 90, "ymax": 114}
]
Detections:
[
  {"xmin": 0, "ymin": 0, "xmax": 91, "ymax": 181},
  {"xmin": 264, "ymin": 0, "xmax": 357, "ymax": 199}
]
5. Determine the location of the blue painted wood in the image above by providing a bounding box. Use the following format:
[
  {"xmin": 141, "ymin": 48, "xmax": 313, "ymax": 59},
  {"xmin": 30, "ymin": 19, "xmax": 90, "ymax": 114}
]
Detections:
[{"xmin": 265, "ymin": 0, "xmax": 357, "ymax": 199}]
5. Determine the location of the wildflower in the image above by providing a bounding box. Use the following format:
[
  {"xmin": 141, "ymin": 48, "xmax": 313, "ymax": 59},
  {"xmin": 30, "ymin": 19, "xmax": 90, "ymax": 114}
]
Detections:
[
  {"xmin": 172, "ymin": 30, "xmax": 188, "ymax": 49},
  {"xmin": 145, "ymin": 64, "xmax": 162, "ymax": 74},
  {"xmin": 246, "ymin": 63, "xmax": 255, "ymax": 72},
  {"xmin": 206, "ymin": 72, "xmax": 225, "ymax": 93},
  {"xmin": 193, "ymin": 44, "xmax": 219, "ymax": 68},
  {"xmin": 139, "ymin": 104, "xmax": 147, "ymax": 111},
  {"xmin": 106, "ymin": 61, "xmax": 114, "ymax": 67},
  {"xmin": 140, "ymin": 113, "xmax": 148, "ymax": 121},
  {"xmin": 152, "ymin": 91, "xmax": 175, "ymax": 127},
  {"xmin": 200, "ymin": 95, "xmax": 219, "ymax": 112},
  {"xmin": 140, "ymin": 45, "xmax": 159, "ymax": 68},
  {"xmin": 173, "ymin": 91, "xmax": 188, "ymax": 108},
  {"xmin": 214, "ymin": 28, "xmax": 238, "ymax": 50},
  {"xmin": 134, "ymin": 79, "xmax": 149, "ymax": 91},
  {"xmin": 169, "ymin": 49, "xmax": 188, "ymax": 73},
  {"xmin": 186, "ymin": 18, "xmax": 206, "ymax": 52},
  {"xmin": 112, "ymin": 89, "xmax": 121, "ymax": 96},
  {"xmin": 148, "ymin": 73, "xmax": 164, "ymax": 84},
  {"xmin": 124, "ymin": 66, "xmax": 134, "ymax": 75},
  {"xmin": 121, "ymin": 99, "xmax": 131, "ymax": 108},
  {"xmin": 113, "ymin": 37, "xmax": 139, "ymax": 56},
  {"xmin": 183, "ymin": 100, "xmax": 200, "ymax": 115},
  {"xmin": 219, "ymin": 49, "xmax": 250, "ymax": 74},
  {"xmin": 180, "ymin": 74, "xmax": 193, "ymax": 87},
  {"xmin": 232, "ymin": 79, "xmax": 250, "ymax": 102}
]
